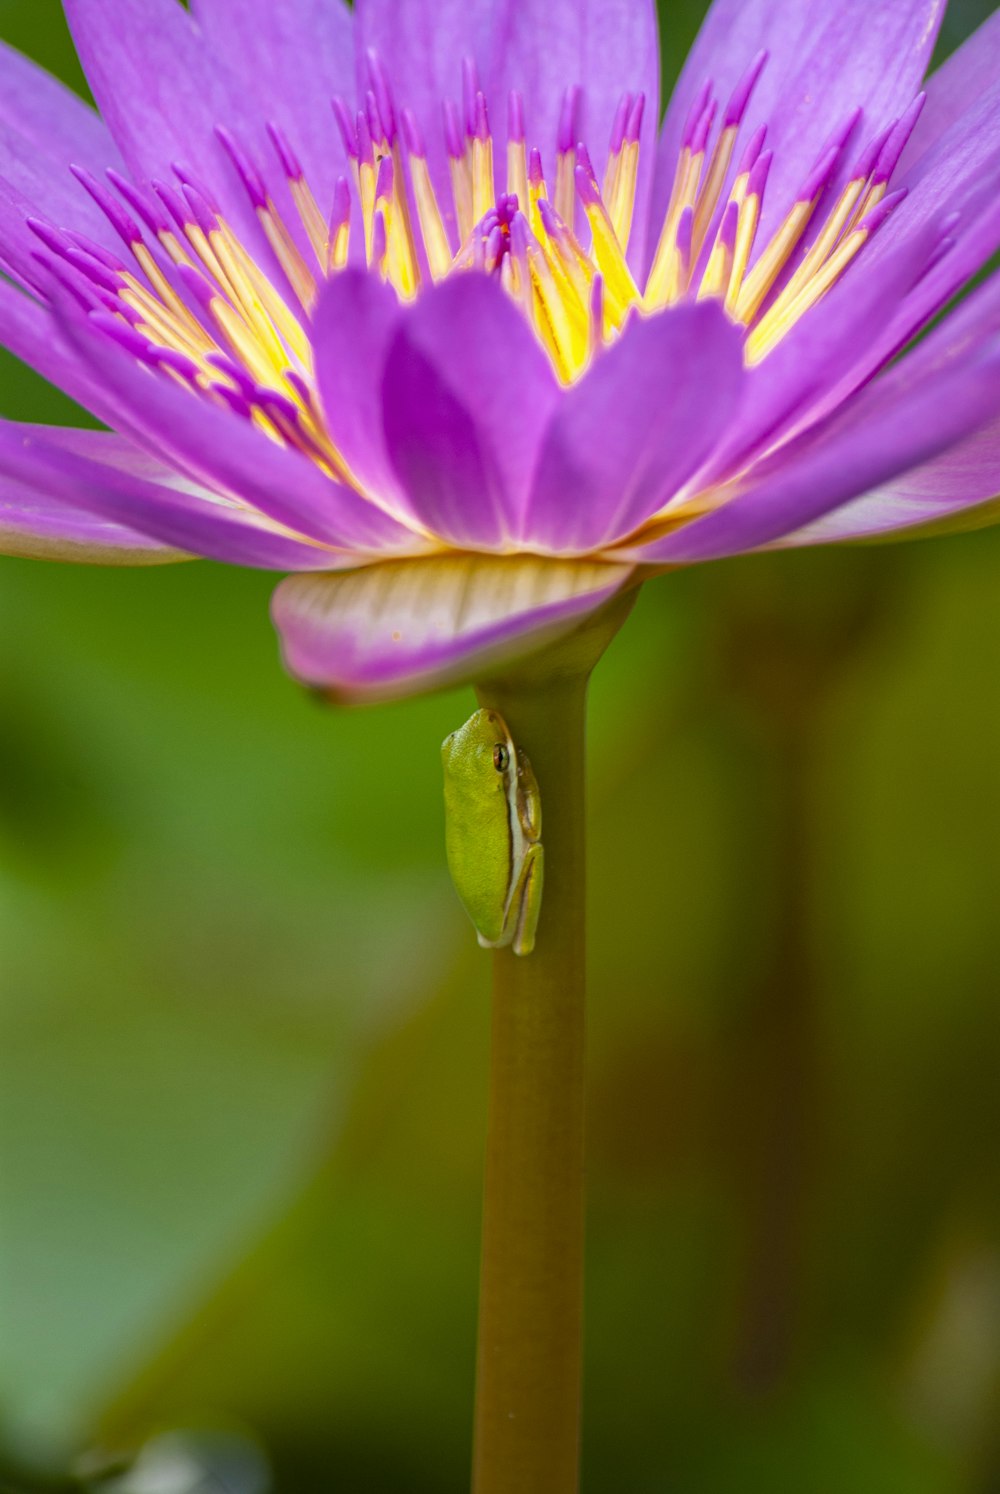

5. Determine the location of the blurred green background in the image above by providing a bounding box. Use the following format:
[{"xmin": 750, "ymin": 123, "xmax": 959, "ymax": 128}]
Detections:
[{"xmin": 2, "ymin": 1, "xmax": 1000, "ymax": 1489}]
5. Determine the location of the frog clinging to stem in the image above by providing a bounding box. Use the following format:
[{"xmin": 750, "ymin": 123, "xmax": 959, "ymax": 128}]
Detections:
[{"xmin": 441, "ymin": 709, "xmax": 544, "ymax": 956}]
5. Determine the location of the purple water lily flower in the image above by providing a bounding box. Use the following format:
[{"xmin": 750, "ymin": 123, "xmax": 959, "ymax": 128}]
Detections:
[{"xmin": 2, "ymin": 0, "xmax": 1000, "ymax": 699}]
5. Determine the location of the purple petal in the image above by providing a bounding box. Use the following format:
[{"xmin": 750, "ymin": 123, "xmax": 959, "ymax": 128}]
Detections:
[
  {"xmin": 773, "ymin": 77, "xmax": 1000, "ymax": 426},
  {"xmin": 56, "ymin": 305, "xmax": 418, "ymax": 555},
  {"xmin": 763, "ymin": 271, "xmax": 1000, "ymax": 546},
  {"xmin": 0, "ymin": 40, "xmax": 121, "ymax": 270},
  {"xmin": 0, "ymin": 279, "xmax": 107, "ymax": 414},
  {"xmin": 312, "ymin": 269, "xmax": 406, "ymax": 510},
  {"xmin": 0, "ymin": 37, "xmax": 119, "ymax": 177},
  {"xmin": 790, "ymin": 227, "xmax": 1000, "ymax": 465},
  {"xmin": 272, "ymin": 552, "xmax": 634, "ymax": 700},
  {"xmin": 356, "ymin": 0, "xmax": 659, "ymax": 257},
  {"xmin": 0, "ymin": 483, "xmax": 178, "ymax": 563},
  {"xmin": 526, "ymin": 300, "xmax": 745, "ymax": 552},
  {"xmin": 774, "ymin": 415, "xmax": 1000, "ymax": 547},
  {"xmin": 0, "ymin": 42, "xmax": 123, "ymax": 274},
  {"xmin": 62, "ymin": 0, "xmax": 265, "ymax": 254},
  {"xmin": 632, "ymin": 327, "xmax": 1000, "ymax": 565},
  {"xmin": 0, "ymin": 423, "xmax": 351, "ymax": 570},
  {"xmin": 0, "ymin": 445, "xmax": 182, "ymax": 566},
  {"xmin": 705, "ymin": 214, "xmax": 944, "ymax": 485},
  {"xmin": 650, "ymin": 0, "xmax": 944, "ymax": 272},
  {"xmin": 899, "ymin": 7, "xmax": 1000, "ymax": 175},
  {"xmin": 0, "ymin": 131, "xmax": 125, "ymax": 285},
  {"xmin": 870, "ymin": 76, "xmax": 1000, "ymax": 276},
  {"xmin": 190, "ymin": 0, "xmax": 354, "ymax": 216},
  {"xmin": 381, "ymin": 274, "xmax": 559, "ymax": 547}
]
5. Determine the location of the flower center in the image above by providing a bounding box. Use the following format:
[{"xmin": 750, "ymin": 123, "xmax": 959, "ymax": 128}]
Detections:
[{"xmin": 31, "ymin": 50, "xmax": 922, "ymax": 487}]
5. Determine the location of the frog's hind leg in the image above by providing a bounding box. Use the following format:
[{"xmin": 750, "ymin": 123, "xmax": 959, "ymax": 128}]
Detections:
[{"xmin": 512, "ymin": 843, "xmax": 544, "ymax": 957}]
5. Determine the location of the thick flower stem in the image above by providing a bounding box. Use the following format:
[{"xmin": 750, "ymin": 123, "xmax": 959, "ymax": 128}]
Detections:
[{"xmin": 470, "ymin": 669, "xmax": 589, "ymax": 1494}]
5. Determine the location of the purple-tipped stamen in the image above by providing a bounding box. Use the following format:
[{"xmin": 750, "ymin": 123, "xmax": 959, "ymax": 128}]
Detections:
[
  {"xmin": 681, "ymin": 78, "xmax": 714, "ymax": 151},
  {"xmin": 724, "ymin": 49, "xmax": 768, "ymax": 128},
  {"xmin": 331, "ymin": 98, "xmax": 359, "ymax": 160},
  {"xmin": 608, "ymin": 92, "xmax": 632, "ymax": 157},
  {"xmin": 747, "ymin": 147, "xmax": 774, "ymax": 200},
  {"xmin": 365, "ymin": 49, "xmax": 397, "ymax": 144},
  {"xmin": 736, "ymin": 124, "xmax": 767, "ymax": 178},
  {"xmin": 215, "ymin": 127, "xmax": 269, "ymax": 211},
  {"xmin": 443, "ymin": 100, "xmax": 465, "ymax": 161},
  {"xmin": 267, "ymin": 122, "xmax": 303, "ymax": 183},
  {"xmin": 872, "ymin": 94, "xmax": 926, "ymax": 185},
  {"xmin": 107, "ymin": 169, "xmax": 172, "ymax": 238},
  {"xmin": 401, "ymin": 108, "xmax": 425, "ymax": 159},
  {"xmin": 472, "ymin": 91, "xmax": 491, "ymax": 144},
  {"xmin": 689, "ymin": 99, "xmax": 718, "ymax": 157},
  {"xmin": 462, "ymin": 57, "xmax": 481, "ymax": 137},
  {"xmin": 798, "ymin": 145, "xmax": 841, "ymax": 205},
  {"xmin": 625, "ymin": 93, "xmax": 645, "ymax": 145},
  {"xmin": 70, "ymin": 165, "xmax": 143, "ymax": 248},
  {"xmin": 859, "ymin": 184, "xmax": 908, "ymax": 234},
  {"xmin": 557, "ymin": 86, "xmax": 583, "ymax": 157}
]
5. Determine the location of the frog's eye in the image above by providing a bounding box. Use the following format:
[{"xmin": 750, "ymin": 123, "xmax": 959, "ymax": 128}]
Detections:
[{"xmin": 493, "ymin": 743, "xmax": 510, "ymax": 773}]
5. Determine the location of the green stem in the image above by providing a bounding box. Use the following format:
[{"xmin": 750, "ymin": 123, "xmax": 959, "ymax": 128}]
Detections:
[{"xmin": 470, "ymin": 669, "xmax": 589, "ymax": 1494}]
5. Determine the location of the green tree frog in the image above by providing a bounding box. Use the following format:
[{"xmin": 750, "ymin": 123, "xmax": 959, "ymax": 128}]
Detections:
[{"xmin": 441, "ymin": 708, "xmax": 544, "ymax": 956}]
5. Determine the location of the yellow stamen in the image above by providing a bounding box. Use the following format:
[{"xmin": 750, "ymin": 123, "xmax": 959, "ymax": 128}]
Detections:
[
  {"xmin": 644, "ymin": 148, "xmax": 702, "ymax": 308},
  {"xmin": 507, "ymin": 139, "xmax": 529, "ymax": 216},
  {"xmin": 745, "ymin": 222, "xmax": 870, "ymax": 363},
  {"xmin": 692, "ymin": 123, "xmax": 738, "ymax": 256},
  {"xmin": 290, "ymin": 177, "xmax": 330, "ymax": 267},
  {"xmin": 257, "ymin": 203, "xmax": 317, "ymax": 310},
  {"xmin": 609, "ymin": 139, "xmax": 640, "ymax": 252},
  {"xmin": 697, "ymin": 226, "xmax": 734, "ymax": 302},
  {"xmin": 450, "ymin": 152, "xmax": 474, "ymax": 242},
  {"xmin": 526, "ymin": 240, "xmax": 587, "ymax": 383},
  {"xmin": 328, "ymin": 216, "xmax": 351, "ymax": 273},
  {"xmin": 359, "ymin": 156, "xmax": 377, "ymax": 261},
  {"xmin": 766, "ymin": 176, "xmax": 867, "ymax": 316},
  {"xmin": 471, "ymin": 133, "xmax": 495, "ymax": 224},
  {"xmin": 735, "ymin": 197, "xmax": 818, "ymax": 323},
  {"xmin": 725, "ymin": 187, "xmax": 762, "ymax": 314},
  {"xmin": 554, "ymin": 145, "xmax": 576, "ymax": 225},
  {"xmin": 579, "ymin": 198, "xmax": 640, "ymax": 321},
  {"xmin": 410, "ymin": 156, "xmax": 454, "ymax": 281}
]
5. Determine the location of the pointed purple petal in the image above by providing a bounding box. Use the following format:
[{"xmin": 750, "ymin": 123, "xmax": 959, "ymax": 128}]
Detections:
[
  {"xmin": 380, "ymin": 275, "xmax": 559, "ymax": 547},
  {"xmin": 651, "ymin": 0, "xmax": 944, "ymax": 272},
  {"xmin": 0, "ymin": 37, "xmax": 119, "ymax": 177},
  {"xmin": 0, "ymin": 477, "xmax": 182, "ymax": 563},
  {"xmin": 776, "ymin": 219, "xmax": 1000, "ymax": 474},
  {"xmin": 0, "ymin": 42, "xmax": 123, "ymax": 272},
  {"xmin": 526, "ymin": 301, "xmax": 745, "ymax": 552},
  {"xmin": 272, "ymin": 553, "xmax": 634, "ymax": 701},
  {"xmin": 62, "ymin": 0, "xmax": 264, "ymax": 252},
  {"xmin": 0, "ymin": 423, "xmax": 343, "ymax": 569},
  {"xmin": 632, "ymin": 327, "xmax": 1000, "ymax": 565},
  {"xmin": 770, "ymin": 271, "xmax": 1000, "ymax": 547},
  {"xmin": 0, "ymin": 134, "xmax": 126, "ymax": 285},
  {"xmin": 0, "ymin": 425, "xmax": 183, "ymax": 564},
  {"xmin": 871, "ymin": 76, "xmax": 1000, "ymax": 280},
  {"xmin": 900, "ymin": 8, "xmax": 1000, "ymax": 175},
  {"xmin": 0, "ymin": 279, "xmax": 106, "ymax": 413},
  {"xmin": 704, "ymin": 215, "xmax": 944, "ymax": 485},
  {"xmin": 312, "ymin": 269, "xmax": 406, "ymax": 511},
  {"xmin": 190, "ymin": 0, "xmax": 354, "ymax": 214},
  {"xmin": 773, "ymin": 415, "xmax": 1000, "ymax": 547}
]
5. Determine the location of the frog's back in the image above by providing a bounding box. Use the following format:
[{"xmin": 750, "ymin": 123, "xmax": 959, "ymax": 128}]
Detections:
[{"xmin": 443, "ymin": 772, "xmax": 512, "ymax": 945}]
